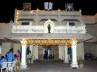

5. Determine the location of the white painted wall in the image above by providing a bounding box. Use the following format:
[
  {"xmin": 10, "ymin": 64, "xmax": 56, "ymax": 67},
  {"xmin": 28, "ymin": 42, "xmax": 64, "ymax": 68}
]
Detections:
[
  {"xmin": 58, "ymin": 44, "xmax": 85, "ymax": 61},
  {"xmin": 84, "ymin": 43, "xmax": 97, "ymax": 57},
  {"xmin": 2, "ymin": 42, "xmax": 12, "ymax": 56},
  {"xmin": 59, "ymin": 45, "xmax": 65, "ymax": 60},
  {"xmin": 13, "ymin": 43, "xmax": 21, "ymax": 54},
  {"xmin": 32, "ymin": 45, "xmax": 38, "ymax": 60},
  {"xmin": 77, "ymin": 43, "xmax": 84, "ymax": 60},
  {"xmin": 1, "ymin": 42, "xmax": 21, "ymax": 56}
]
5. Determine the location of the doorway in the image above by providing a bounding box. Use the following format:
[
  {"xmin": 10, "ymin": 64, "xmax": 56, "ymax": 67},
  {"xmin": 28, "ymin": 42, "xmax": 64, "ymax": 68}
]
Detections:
[{"xmin": 38, "ymin": 45, "xmax": 59, "ymax": 61}]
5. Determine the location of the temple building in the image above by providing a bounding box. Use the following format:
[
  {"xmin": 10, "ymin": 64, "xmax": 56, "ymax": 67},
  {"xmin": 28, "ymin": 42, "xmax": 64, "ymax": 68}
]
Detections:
[{"xmin": 0, "ymin": 2, "xmax": 97, "ymax": 69}]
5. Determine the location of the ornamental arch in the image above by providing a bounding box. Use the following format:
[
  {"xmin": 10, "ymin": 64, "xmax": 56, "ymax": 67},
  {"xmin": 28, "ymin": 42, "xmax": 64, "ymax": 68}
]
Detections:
[{"xmin": 44, "ymin": 19, "xmax": 55, "ymax": 33}]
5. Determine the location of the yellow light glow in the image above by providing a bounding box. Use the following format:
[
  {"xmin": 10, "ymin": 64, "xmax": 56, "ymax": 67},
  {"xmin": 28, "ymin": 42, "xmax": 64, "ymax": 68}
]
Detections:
[
  {"xmin": 71, "ymin": 39, "xmax": 77, "ymax": 45},
  {"xmin": 15, "ymin": 10, "xmax": 20, "ymax": 24},
  {"xmin": 21, "ymin": 39, "xmax": 75, "ymax": 46},
  {"xmin": 21, "ymin": 39, "xmax": 27, "ymax": 45},
  {"xmin": 16, "ymin": 10, "xmax": 19, "ymax": 15},
  {"xmin": 58, "ymin": 9, "xmax": 61, "ymax": 12}
]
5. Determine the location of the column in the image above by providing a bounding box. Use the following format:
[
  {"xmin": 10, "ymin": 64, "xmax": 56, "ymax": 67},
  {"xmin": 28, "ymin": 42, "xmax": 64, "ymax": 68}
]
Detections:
[
  {"xmin": 71, "ymin": 40, "xmax": 78, "ymax": 68},
  {"xmin": 34, "ymin": 45, "xmax": 38, "ymax": 60},
  {"xmin": 21, "ymin": 39, "xmax": 27, "ymax": 69},
  {"xmin": 58, "ymin": 46, "xmax": 64, "ymax": 60},
  {"xmin": 64, "ymin": 45, "xmax": 69, "ymax": 63},
  {"xmin": 77, "ymin": 43, "xmax": 84, "ymax": 61},
  {"xmin": 59, "ymin": 46, "xmax": 62, "ymax": 60},
  {"xmin": 33, "ymin": 45, "xmax": 38, "ymax": 60}
]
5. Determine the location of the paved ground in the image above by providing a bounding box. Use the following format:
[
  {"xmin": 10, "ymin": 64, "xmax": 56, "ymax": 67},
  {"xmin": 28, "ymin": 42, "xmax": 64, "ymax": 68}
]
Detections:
[
  {"xmin": 2, "ymin": 60, "xmax": 97, "ymax": 72},
  {"xmin": 20, "ymin": 60, "xmax": 97, "ymax": 72}
]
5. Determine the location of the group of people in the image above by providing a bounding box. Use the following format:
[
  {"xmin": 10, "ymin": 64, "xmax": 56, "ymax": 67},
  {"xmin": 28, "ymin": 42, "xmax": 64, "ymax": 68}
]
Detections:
[
  {"xmin": 0, "ymin": 48, "xmax": 21, "ymax": 70},
  {"xmin": 43, "ymin": 48, "xmax": 54, "ymax": 60}
]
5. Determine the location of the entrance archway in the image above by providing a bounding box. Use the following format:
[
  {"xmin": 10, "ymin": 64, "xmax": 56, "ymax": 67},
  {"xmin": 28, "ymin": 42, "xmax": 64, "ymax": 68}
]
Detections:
[
  {"xmin": 22, "ymin": 39, "xmax": 72, "ymax": 62},
  {"xmin": 21, "ymin": 39, "xmax": 79, "ymax": 68}
]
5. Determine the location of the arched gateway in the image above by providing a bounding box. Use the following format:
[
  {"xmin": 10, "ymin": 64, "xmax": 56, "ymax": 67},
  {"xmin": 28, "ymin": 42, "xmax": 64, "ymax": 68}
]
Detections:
[{"xmin": 21, "ymin": 39, "xmax": 78, "ymax": 68}]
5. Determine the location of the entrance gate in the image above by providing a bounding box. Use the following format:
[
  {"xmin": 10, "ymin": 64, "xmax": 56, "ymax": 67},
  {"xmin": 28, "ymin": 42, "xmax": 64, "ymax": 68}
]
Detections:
[{"xmin": 23, "ymin": 39, "xmax": 73, "ymax": 62}]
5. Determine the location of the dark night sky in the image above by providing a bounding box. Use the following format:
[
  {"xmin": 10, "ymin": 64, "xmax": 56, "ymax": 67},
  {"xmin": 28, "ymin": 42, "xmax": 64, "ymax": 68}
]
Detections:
[{"xmin": 0, "ymin": 0, "xmax": 97, "ymax": 22}]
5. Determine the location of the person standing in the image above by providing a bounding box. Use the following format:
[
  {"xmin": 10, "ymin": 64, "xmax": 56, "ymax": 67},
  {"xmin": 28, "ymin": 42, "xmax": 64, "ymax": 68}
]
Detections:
[
  {"xmin": 6, "ymin": 49, "xmax": 15, "ymax": 62},
  {"xmin": 16, "ymin": 50, "xmax": 21, "ymax": 61},
  {"xmin": 0, "ymin": 56, "xmax": 7, "ymax": 68},
  {"xmin": 5, "ymin": 49, "xmax": 15, "ymax": 71},
  {"xmin": 15, "ymin": 50, "xmax": 21, "ymax": 70},
  {"xmin": 44, "ymin": 49, "xmax": 48, "ymax": 60}
]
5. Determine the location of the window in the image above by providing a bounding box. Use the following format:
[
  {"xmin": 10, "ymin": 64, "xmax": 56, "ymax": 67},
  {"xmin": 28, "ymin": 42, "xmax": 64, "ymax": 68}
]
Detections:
[
  {"xmin": 22, "ymin": 22, "xmax": 29, "ymax": 25},
  {"xmin": 69, "ymin": 22, "xmax": 75, "ymax": 26}
]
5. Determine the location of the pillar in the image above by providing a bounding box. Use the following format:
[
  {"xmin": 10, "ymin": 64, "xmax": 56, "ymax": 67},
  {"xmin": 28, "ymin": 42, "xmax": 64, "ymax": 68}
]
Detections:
[
  {"xmin": 33, "ymin": 45, "xmax": 38, "ymax": 60},
  {"xmin": 59, "ymin": 46, "xmax": 65, "ymax": 60},
  {"xmin": 77, "ymin": 43, "xmax": 84, "ymax": 61},
  {"xmin": 21, "ymin": 39, "xmax": 27, "ymax": 69},
  {"xmin": 71, "ymin": 40, "xmax": 78, "ymax": 68},
  {"xmin": 64, "ymin": 45, "xmax": 69, "ymax": 63},
  {"xmin": 34, "ymin": 45, "xmax": 38, "ymax": 60}
]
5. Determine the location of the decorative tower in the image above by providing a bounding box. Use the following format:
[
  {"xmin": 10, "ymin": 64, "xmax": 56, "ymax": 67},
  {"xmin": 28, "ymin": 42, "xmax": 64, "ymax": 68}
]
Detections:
[
  {"xmin": 65, "ymin": 3, "xmax": 74, "ymax": 11},
  {"xmin": 23, "ymin": 2, "xmax": 31, "ymax": 11}
]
